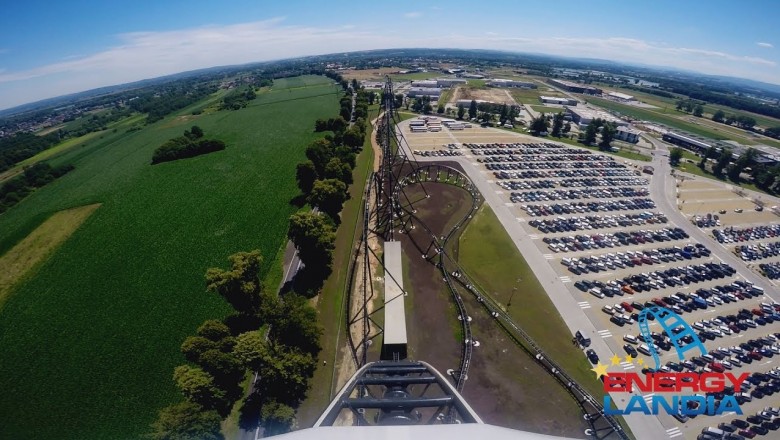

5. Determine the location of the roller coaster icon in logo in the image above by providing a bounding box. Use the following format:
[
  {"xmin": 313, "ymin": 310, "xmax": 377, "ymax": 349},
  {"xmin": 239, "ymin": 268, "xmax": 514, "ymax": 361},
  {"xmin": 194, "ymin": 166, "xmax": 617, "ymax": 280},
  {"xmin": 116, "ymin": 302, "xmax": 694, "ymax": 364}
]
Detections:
[{"xmin": 637, "ymin": 305, "xmax": 708, "ymax": 370}]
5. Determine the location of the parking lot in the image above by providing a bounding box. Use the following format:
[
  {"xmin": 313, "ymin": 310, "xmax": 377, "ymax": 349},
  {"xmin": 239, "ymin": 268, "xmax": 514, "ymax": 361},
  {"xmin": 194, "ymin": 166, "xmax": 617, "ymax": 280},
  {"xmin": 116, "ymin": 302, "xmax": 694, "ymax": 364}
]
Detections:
[{"xmin": 400, "ymin": 121, "xmax": 780, "ymax": 439}]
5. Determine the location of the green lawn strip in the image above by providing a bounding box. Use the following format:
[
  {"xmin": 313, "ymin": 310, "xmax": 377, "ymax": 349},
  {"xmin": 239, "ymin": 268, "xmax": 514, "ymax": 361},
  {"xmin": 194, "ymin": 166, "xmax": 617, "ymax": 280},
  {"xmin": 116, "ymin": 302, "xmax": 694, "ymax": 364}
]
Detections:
[
  {"xmin": 0, "ymin": 75, "xmax": 339, "ymax": 440},
  {"xmin": 458, "ymin": 204, "xmax": 605, "ymax": 399},
  {"xmin": 295, "ymin": 105, "xmax": 378, "ymax": 428}
]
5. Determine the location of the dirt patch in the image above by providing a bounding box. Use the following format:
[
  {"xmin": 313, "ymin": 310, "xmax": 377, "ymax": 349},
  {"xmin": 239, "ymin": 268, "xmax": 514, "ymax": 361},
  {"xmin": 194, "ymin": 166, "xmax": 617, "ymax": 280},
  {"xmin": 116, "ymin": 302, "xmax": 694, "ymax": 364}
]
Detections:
[
  {"xmin": 453, "ymin": 87, "xmax": 518, "ymax": 106},
  {"xmin": 0, "ymin": 203, "xmax": 100, "ymax": 310}
]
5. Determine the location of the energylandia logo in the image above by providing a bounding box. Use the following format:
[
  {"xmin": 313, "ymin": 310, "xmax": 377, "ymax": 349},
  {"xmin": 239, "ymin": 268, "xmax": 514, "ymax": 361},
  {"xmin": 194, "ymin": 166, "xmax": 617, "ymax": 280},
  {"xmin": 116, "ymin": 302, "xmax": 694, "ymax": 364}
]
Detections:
[{"xmin": 591, "ymin": 306, "xmax": 746, "ymax": 416}]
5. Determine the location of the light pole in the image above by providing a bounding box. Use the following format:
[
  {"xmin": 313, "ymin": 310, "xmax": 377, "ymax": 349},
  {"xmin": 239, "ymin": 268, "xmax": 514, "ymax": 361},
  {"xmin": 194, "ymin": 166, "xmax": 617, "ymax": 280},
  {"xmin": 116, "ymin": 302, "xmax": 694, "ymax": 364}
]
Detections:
[{"xmin": 507, "ymin": 278, "xmax": 521, "ymax": 308}]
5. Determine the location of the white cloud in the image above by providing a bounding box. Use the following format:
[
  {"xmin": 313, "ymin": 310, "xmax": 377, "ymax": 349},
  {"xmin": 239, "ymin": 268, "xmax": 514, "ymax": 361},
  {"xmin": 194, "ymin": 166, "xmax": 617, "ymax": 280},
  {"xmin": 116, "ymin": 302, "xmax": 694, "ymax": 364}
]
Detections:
[
  {"xmin": 757, "ymin": 42, "xmax": 774, "ymax": 48},
  {"xmin": 1, "ymin": 21, "xmax": 778, "ymax": 110},
  {"xmin": 404, "ymin": 11, "xmax": 422, "ymax": 19}
]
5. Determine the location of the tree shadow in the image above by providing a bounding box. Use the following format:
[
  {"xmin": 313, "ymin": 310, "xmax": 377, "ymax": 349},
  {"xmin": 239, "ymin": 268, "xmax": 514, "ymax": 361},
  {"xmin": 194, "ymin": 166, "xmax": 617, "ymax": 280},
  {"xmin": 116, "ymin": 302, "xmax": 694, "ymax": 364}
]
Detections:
[
  {"xmin": 289, "ymin": 194, "xmax": 308, "ymax": 208},
  {"xmin": 238, "ymin": 391, "xmax": 263, "ymax": 431}
]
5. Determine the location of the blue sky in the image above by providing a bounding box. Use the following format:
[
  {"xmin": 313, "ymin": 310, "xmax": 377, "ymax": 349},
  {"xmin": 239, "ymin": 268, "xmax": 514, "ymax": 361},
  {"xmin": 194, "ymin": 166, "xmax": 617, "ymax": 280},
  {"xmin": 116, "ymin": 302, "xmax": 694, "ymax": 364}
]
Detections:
[{"xmin": 0, "ymin": 0, "xmax": 778, "ymax": 110}]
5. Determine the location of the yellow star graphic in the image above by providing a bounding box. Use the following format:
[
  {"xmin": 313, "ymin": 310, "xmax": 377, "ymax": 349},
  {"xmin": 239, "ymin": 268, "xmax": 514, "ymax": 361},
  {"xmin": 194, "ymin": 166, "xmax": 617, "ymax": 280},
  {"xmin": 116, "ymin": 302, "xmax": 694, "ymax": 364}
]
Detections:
[
  {"xmin": 610, "ymin": 354, "xmax": 622, "ymax": 366},
  {"xmin": 636, "ymin": 358, "xmax": 645, "ymax": 366},
  {"xmin": 624, "ymin": 355, "xmax": 635, "ymax": 364},
  {"xmin": 591, "ymin": 362, "xmax": 609, "ymax": 379}
]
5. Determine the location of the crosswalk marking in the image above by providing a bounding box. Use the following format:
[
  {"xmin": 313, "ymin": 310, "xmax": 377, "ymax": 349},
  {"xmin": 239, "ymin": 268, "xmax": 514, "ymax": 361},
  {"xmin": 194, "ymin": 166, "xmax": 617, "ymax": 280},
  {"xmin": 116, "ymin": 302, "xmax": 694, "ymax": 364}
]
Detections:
[
  {"xmin": 559, "ymin": 276, "xmax": 571, "ymax": 283},
  {"xmin": 504, "ymin": 202, "xmax": 513, "ymax": 206},
  {"xmin": 620, "ymin": 361, "xmax": 635, "ymax": 370},
  {"xmin": 597, "ymin": 329, "xmax": 612, "ymax": 338},
  {"xmin": 643, "ymin": 393, "xmax": 655, "ymax": 405},
  {"xmin": 543, "ymin": 254, "xmax": 554, "ymax": 260},
  {"xmin": 495, "ymin": 190, "xmax": 504, "ymax": 194},
  {"xmin": 516, "ymin": 217, "xmax": 525, "ymax": 223},
  {"xmin": 577, "ymin": 301, "xmax": 591, "ymax": 310},
  {"xmin": 529, "ymin": 234, "xmax": 539, "ymax": 239},
  {"xmin": 486, "ymin": 179, "xmax": 494, "ymax": 183},
  {"xmin": 666, "ymin": 427, "xmax": 682, "ymax": 438}
]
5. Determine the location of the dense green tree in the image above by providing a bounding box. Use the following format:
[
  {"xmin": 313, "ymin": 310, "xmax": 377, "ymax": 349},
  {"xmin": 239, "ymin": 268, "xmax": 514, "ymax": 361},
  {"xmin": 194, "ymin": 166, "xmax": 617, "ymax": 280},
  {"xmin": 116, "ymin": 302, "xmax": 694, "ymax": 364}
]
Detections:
[
  {"xmin": 725, "ymin": 114, "xmax": 737, "ymax": 125},
  {"xmin": 551, "ymin": 112, "xmax": 564, "ymax": 137},
  {"xmin": 304, "ymin": 139, "xmax": 334, "ymax": 176},
  {"xmin": 693, "ymin": 105, "xmax": 703, "ymax": 117},
  {"xmin": 599, "ymin": 123, "xmax": 616, "ymax": 149},
  {"xmin": 675, "ymin": 100, "xmax": 685, "ymax": 111},
  {"xmin": 205, "ymin": 250, "xmax": 264, "ymax": 316},
  {"xmin": 324, "ymin": 158, "xmax": 353, "ymax": 186},
  {"xmin": 736, "ymin": 115, "xmax": 757, "ymax": 129},
  {"xmin": 457, "ymin": 104, "xmax": 465, "ymax": 120},
  {"xmin": 712, "ymin": 110, "xmax": 726, "ymax": 123},
  {"xmin": 765, "ymin": 126, "xmax": 780, "ymax": 139},
  {"xmin": 684, "ymin": 101, "xmax": 694, "ymax": 113},
  {"xmin": 262, "ymin": 293, "xmax": 323, "ymax": 356},
  {"xmin": 287, "ymin": 212, "xmax": 337, "ymax": 270},
  {"xmin": 233, "ymin": 332, "xmax": 316, "ymax": 406},
  {"xmin": 437, "ymin": 104, "xmax": 445, "ymax": 114},
  {"xmin": 197, "ymin": 320, "xmax": 231, "ymax": 342},
  {"xmin": 562, "ymin": 122, "xmax": 571, "ymax": 134},
  {"xmin": 529, "ymin": 114, "xmax": 549, "ymax": 134},
  {"xmin": 181, "ymin": 336, "xmax": 218, "ymax": 364},
  {"xmin": 669, "ymin": 147, "xmax": 684, "ymax": 166},
  {"xmin": 260, "ymin": 401, "xmax": 296, "ymax": 436},
  {"xmin": 296, "ymin": 161, "xmax": 318, "ymax": 194},
  {"xmin": 149, "ymin": 401, "xmax": 224, "ymax": 440},
  {"xmin": 343, "ymin": 127, "xmax": 364, "ymax": 149},
  {"xmin": 713, "ymin": 148, "xmax": 733, "ymax": 177},
  {"xmin": 468, "ymin": 100, "xmax": 478, "ymax": 119},
  {"xmin": 173, "ymin": 365, "xmax": 229, "ymax": 415},
  {"xmin": 699, "ymin": 145, "xmax": 717, "ymax": 170},
  {"xmin": 308, "ymin": 179, "xmax": 347, "ymax": 221},
  {"xmin": 582, "ymin": 123, "xmax": 599, "ymax": 145}
]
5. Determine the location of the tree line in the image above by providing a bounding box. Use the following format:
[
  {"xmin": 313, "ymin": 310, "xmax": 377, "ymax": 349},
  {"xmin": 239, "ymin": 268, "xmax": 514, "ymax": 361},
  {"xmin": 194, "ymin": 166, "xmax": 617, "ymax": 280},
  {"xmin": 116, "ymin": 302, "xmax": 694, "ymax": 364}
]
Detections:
[
  {"xmin": 0, "ymin": 162, "xmax": 74, "ymax": 213},
  {"xmin": 151, "ymin": 126, "xmax": 226, "ymax": 165},
  {"xmin": 221, "ymin": 86, "xmax": 259, "ymax": 110},
  {"xmin": 151, "ymin": 76, "xmax": 370, "ymax": 438},
  {"xmin": 149, "ymin": 250, "xmax": 323, "ymax": 439}
]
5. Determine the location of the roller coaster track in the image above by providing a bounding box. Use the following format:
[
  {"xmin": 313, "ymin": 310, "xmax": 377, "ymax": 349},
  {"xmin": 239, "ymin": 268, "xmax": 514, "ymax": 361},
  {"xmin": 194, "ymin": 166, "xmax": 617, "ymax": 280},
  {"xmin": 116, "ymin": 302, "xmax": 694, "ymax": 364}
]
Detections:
[{"xmin": 345, "ymin": 77, "xmax": 628, "ymax": 437}]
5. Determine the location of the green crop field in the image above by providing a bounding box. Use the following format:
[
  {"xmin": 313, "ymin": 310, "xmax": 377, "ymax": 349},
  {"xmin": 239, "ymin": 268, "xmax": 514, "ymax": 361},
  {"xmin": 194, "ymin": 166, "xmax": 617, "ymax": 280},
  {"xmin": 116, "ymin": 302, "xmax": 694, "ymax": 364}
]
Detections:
[{"xmin": 0, "ymin": 75, "xmax": 340, "ymax": 440}]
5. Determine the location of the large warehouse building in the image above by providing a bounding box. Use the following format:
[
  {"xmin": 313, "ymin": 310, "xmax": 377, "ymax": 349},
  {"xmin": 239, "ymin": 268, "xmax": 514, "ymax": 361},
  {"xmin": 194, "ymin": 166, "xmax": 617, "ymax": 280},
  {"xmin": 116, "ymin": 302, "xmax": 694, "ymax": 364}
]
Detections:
[
  {"xmin": 548, "ymin": 78, "xmax": 603, "ymax": 95},
  {"xmin": 435, "ymin": 78, "xmax": 467, "ymax": 88},
  {"xmin": 486, "ymin": 78, "xmax": 537, "ymax": 89},
  {"xmin": 407, "ymin": 87, "xmax": 442, "ymax": 98},
  {"xmin": 539, "ymin": 96, "xmax": 577, "ymax": 106},
  {"xmin": 607, "ymin": 91, "xmax": 636, "ymax": 102},
  {"xmin": 661, "ymin": 131, "xmax": 711, "ymax": 154},
  {"xmin": 566, "ymin": 107, "xmax": 627, "ymax": 127}
]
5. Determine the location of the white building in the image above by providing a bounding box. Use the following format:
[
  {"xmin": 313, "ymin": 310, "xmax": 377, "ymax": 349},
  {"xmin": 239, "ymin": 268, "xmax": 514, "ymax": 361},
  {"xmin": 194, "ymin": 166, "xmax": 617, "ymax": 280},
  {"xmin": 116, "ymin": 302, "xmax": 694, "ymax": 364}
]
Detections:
[
  {"xmin": 411, "ymin": 80, "xmax": 438, "ymax": 88},
  {"xmin": 607, "ymin": 91, "xmax": 636, "ymax": 102},
  {"xmin": 615, "ymin": 126, "xmax": 640, "ymax": 143},
  {"xmin": 407, "ymin": 87, "xmax": 442, "ymax": 98},
  {"xmin": 539, "ymin": 96, "xmax": 577, "ymax": 106},
  {"xmin": 486, "ymin": 78, "xmax": 537, "ymax": 89},
  {"xmin": 435, "ymin": 78, "xmax": 467, "ymax": 88},
  {"xmin": 566, "ymin": 107, "xmax": 628, "ymax": 127}
]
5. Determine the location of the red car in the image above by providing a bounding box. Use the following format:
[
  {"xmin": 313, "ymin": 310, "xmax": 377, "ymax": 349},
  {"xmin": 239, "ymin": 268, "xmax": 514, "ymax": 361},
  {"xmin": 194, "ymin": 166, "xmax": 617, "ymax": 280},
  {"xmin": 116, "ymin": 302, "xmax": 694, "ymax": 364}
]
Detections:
[
  {"xmin": 739, "ymin": 429, "xmax": 756, "ymax": 438},
  {"xmin": 710, "ymin": 362, "xmax": 725, "ymax": 373}
]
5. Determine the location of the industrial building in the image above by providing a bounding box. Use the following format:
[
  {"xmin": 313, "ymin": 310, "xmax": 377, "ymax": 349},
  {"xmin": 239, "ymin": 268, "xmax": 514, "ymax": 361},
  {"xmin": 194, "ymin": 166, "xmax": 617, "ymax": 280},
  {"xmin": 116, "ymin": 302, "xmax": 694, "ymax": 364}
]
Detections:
[
  {"xmin": 407, "ymin": 87, "xmax": 442, "ymax": 98},
  {"xmin": 566, "ymin": 107, "xmax": 627, "ymax": 127},
  {"xmin": 486, "ymin": 79, "xmax": 537, "ymax": 89},
  {"xmin": 607, "ymin": 91, "xmax": 636, "ymax": 102},
  {"xmin": 455, "ymin": 99, "xmax": 491, "ymax": 108},
  {"xmin": 435, "ymin": 78, "xmax": 467, "ymax": 88},
  {"xmin": 548, "ymin": 78, "xmax": 602, "ymax": 95},
  {"xmin": 539, "ymin": 96, "xmax": 577, "ymax": 106},
  {"xmin": 615, "ymin": 126, "xmax": 640, "ymax": 143},
  {"xmin": 661, "ymin": 131, "xmax": 712, "ymax": 154}
]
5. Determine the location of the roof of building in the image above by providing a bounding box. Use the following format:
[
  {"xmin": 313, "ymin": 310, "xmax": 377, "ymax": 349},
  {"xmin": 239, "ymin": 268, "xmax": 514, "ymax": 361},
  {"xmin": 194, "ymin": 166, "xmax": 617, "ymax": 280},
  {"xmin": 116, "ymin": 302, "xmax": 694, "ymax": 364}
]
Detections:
[
  {"xmin": 616, "ymin": 126, "xmax": 640, "ymax": 134},
  {"xmin": 383, "ymin": 241, "xmax": 407, "ymax": 345},
  {"xmin": 608, "ymin": 91, "xmax": 635, "ymax": 100}
]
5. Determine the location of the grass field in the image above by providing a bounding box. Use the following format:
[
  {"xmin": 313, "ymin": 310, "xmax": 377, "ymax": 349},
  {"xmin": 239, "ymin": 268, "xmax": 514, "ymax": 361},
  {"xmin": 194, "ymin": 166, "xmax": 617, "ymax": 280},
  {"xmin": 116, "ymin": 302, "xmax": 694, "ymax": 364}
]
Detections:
[
  {"xmin": 530, "ymin": 105, "xmax": 565, "ymax": 114},
  {"xmin": 458, "ymin": 204, "xmax": 606, "ymax": 399},
  {"xmin": 587, "ymin": 97, "xmax": 780, "ymax": 149},
  {"xmin": 0, "ymin": 75, "xmax": 341, "ymax": 440},
  {"xmin": 0, "ymin": 203, "xmax": 100, "ymax": 310}
]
